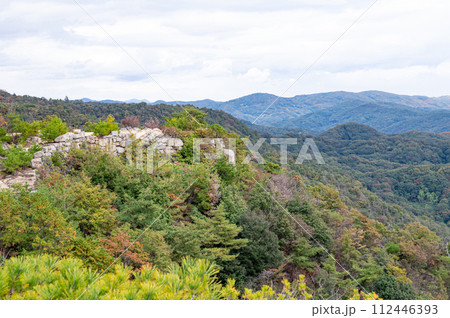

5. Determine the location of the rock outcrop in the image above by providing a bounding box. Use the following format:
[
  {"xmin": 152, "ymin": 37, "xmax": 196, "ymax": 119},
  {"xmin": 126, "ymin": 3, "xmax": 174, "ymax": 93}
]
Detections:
[
  {"xmin": 30, "ymin": 127, "xmax": 184, "ymax": 169},
  {"xmin": 0, "ymin": 168, "xmax": 37, "ymax": 191},
  {"xmin": 1, "ymin": 127, "xmax": 236, "ymax": 191}
]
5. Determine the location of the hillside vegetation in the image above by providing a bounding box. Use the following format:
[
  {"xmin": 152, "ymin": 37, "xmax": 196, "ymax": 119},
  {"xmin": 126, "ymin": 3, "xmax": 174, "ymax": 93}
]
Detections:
[
  {"xmin": 1, "ymin": 99, "xmax": 449, "ymax": 300},
  {"xmin": 264, "ymin": 123, "xmax": 449, "ymax": 237},
  {"xmin": 0, "ymin": 90, "xmax": 257, "ymax": 139}
]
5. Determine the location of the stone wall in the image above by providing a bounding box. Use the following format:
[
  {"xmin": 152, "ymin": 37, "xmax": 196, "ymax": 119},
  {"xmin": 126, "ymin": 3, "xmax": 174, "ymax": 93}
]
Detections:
[
  {"xmin": 0, "ymin": 128, "xmax": 184, "ymax": 189},
  {"xmin": 31, "ymin": 127, "xmax": 184, "ymax": 169},
  {"xmin": 1, "ymin": 127, "xmax": 236, "ymax": 191}
]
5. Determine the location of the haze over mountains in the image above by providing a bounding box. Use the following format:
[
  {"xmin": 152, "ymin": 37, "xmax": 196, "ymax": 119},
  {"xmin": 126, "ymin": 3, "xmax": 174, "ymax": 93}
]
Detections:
[{"xmin": 81, "ymin": 91, "xmax": 450, "ymax": 134}]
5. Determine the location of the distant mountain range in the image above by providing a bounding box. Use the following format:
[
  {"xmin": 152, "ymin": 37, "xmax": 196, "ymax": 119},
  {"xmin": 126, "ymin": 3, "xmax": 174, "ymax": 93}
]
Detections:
[
  {"xmin": 80, "ymin": 91, "xmax": 450, "ymax": 134},
  {"xmin": 80, "ymin": 98, "xmax": 151, "ymax": 104}
]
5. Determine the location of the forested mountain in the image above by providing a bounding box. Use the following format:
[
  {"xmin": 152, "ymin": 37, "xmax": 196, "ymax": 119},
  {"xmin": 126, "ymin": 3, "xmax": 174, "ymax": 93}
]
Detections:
[
  {"xmin": 274, "ymin": 102, "xmax": 450, "ymax": 133},
  {"xmin": 244, "ymin": 121, "xmax": 319, "ymax": 136},
  {"xmin": 1, "ymin": 91, "xmax": 449, "ymax": 300},
  {"xmin": 0, "ymin": 90, "xmax": 257, "ymax": 139},
  {"xmin": 261, "ymin": 123, "xmax": 449, "ymax": 236},
  {"xmin": 76, "ymin": 90, "xmax": 450, "ymax": 133},
  {"xmin": 138, "ymin": 91, "xmax": 450, "ymax": 133},
  {"xmin": 319, "ymin": 123, "xmax": 385, "ymax": 140}
]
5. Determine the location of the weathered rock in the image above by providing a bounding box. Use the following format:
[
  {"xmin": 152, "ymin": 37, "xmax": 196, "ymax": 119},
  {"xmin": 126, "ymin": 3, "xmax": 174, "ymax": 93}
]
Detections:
[
  {"xmin": 98, "ymin": 139, "xmax": 109, "ymax": 147},
  {"xmin": 121, "ymin": 139, "xmax": 132, "ymax": 148},
  {"xmin": 73, "ymin": 133, "xmax": 84, "ymax": 139},
  {"xmin": 30, "ymin": 136, "xmax": 42, "ymax": 144},
  {"xmin": 1, "ymin": 128, "xmax": 214, "ymax": 192},
  {"xmin": 43, "ymin": 145, "xmax": 57, "ymax": 153},
  {"xmin": 134, "ymin": 129, "xmax": 152, "ymax": 140},
  {"xmin": 54, "ymin": 133, "xmax": 71, "ymax": 143},
  {"xmin": 163, "ymin": 147, "xmax": 177, "ymax": 155},
  {"xmin": 34, "ymin": 151, "xmax": 45, "ymax": 158},
  {"xmin": 0, "ymin": 169, "xmax": 37, "ymax": 190},
  {"xmin": 86, "ymin": 136, "xmax": 97, "ymax": 143},
  {"xmin": 29, "ymin": 128, "xmax": 184, "ymax": 173},
  {"xmin": 31, "ymin": 158, "xmax": 43, "ymax": 169},
  {"xmin": 223, "ymin": 149, "xmax": 236, "ymax": 165},
  {"xmin": 151, "ymin": 130, "xmax": 164, "ymax": 137},
  {"xmin": 167, "ymin": 138, "xmax": 183, "ymax": 148}
]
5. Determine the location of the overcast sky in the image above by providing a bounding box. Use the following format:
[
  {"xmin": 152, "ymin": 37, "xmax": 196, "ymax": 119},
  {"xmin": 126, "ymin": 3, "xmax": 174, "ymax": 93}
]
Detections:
[{"xmin": 1, "ymin": 0, "xmax": 450, "ymax": 101}]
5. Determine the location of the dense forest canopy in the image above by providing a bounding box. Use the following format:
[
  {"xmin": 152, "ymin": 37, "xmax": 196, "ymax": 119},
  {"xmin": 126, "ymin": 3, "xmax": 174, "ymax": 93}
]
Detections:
[
  {"xmin": 268, "ymin": 123, "xmax": 450, "ymax": 237},
  {"xmin": 0, "ymin": 90, "xmax": 259, "ymax": 140}
]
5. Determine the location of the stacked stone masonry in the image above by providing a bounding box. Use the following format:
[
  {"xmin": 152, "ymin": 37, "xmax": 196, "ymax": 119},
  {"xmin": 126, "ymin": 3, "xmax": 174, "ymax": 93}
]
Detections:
[
  {"xmin": 30, "ymin": 127, "xmax": 184, "ymax": 169},
  {"xmin": 1, "ymin": 128, "xmax": 236, "ymax": 190}
]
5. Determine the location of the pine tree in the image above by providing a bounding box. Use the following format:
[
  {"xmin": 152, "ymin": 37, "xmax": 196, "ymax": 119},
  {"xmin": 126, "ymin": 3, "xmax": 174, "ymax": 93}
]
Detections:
[
  {"xmin": 169, "ymin": 208, "xmax": 247, "ymax": 263},
  {"xmin": 291, "ymin": 237, "xmax": 322, "ymax": 272}
]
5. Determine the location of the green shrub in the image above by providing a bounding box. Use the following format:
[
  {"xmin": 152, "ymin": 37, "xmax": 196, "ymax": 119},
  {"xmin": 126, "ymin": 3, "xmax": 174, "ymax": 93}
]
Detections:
[
  {"xmin": 288, "ymin": 199, "xmax": 314, "ymax": 215},
  {"xmin": 386, "ymin": 243, "xmax": 401, "ymax": 255},
  {"xmin": 209, "ymin": 124, "xmax": 227, "ymax": 136},
  {"xmin": 291, "ymin": 237, "xmax": 322, "ymax": 271},
  {"xmin": 0, "ymin": 127, "xmax": 11, "ymax": 144},
  {"xmin": 0, "ymin": 144, "xmax": 40, "ymax": 173},
  {"xmin": 7, "ymin": 113, "xmax": 41, "ymax": 143},
  {"xmin": 232, "ymin": 212, "xmax": 284, "ymax": 279},
  {"xmin": 214, "ymin": 155, "xmax": 236, "ymax": 185},
  {"xmin": 164, "ymin": 106, "xmax": 207, "ymax": 131},
  {"xmin": 264, "ymin": 161, "xmax": 281, "ymax": 174},
  {"xmin": 374, "ymin": 275, "xmax": 416, "ymax": 300},
  {"xmin": 0, "ymin": 255, "xmax": 236, "ymax": 300},
  {"xmin": 0, "ymin": 127, "xmax": 9, "ymax": 156},
  {"xmin": 51, "ymin": 151, "xmax": 63, "ymax": 166},
  {"xmin": 287, "ymin": 198, "xmax": 333, "ymax": 248},
  {"xmin": 218, "ymin": 184, "xmax": 248, "ymax": 223},
  {"xmin": 0, "ymin": 189, "xmax": 76, "ymax": 254},
  {"xmin": 41, "ymin": 115, "xmax": 68, "ymax": 142},
  {"xmin": 85, "ymin": 115, "xmax": 118, "ymax": 137}
]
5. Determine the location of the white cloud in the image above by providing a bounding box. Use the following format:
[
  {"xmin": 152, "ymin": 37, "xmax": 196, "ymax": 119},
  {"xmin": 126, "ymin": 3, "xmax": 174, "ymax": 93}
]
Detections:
[
  {"xmin": 239, "ymin": 68, "xmax": 270, "ymax": 82},
  {"xmin": 1, "ymin": 0, "xmax": 450, "ymax": 101},
  {"xmin": 201, "ymin": 59, "xmax": 233, "ymax": 76}
]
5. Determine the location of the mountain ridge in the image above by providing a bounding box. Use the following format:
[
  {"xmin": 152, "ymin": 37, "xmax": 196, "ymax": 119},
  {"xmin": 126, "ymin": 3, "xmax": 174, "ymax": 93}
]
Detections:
[
  {"xmin": 3, "ymin": 89, "xmax": 450, "ymax": 134},
  {"xmin": 77, "ymin": 90, "xmax": 450, "ymax": 133},
  {"xmin": 78, "ymin": 90, "xmax": 450, "ymax": 110}
]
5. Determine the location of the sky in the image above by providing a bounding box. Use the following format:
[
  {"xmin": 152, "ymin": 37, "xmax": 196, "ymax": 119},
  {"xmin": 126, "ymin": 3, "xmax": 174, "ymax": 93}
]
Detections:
[{"xmin": 1, "ymin": 0, "xmax": 450, "ymax": 101}]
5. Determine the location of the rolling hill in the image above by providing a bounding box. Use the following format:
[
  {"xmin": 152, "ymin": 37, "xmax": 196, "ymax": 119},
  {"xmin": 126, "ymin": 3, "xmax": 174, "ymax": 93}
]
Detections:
[
  {"xmin": 141, "ymin": 91, "xmax": 450, "ymax": 134},
  {"xmin": 0, "ymin": 90, "xmax": 258, "ymax": 139},
  {"xmin": 277, "ymin": 123, "xmax": 450, "ymax": 236}
]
